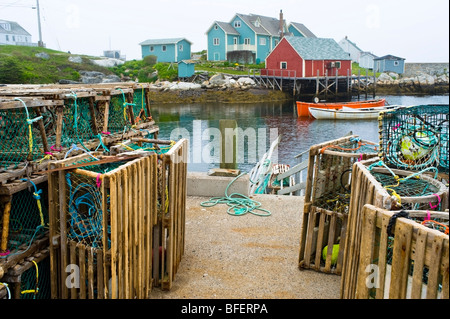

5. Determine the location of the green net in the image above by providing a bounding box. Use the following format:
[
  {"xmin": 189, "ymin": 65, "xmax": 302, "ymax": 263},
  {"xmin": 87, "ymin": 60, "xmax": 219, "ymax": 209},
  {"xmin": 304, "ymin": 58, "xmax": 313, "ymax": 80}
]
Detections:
[
  {"xmin": 379, "ymin": 105, "xmax": 449, "ymax": 173},
  {"xmin": 61, "ymin": 97, "xmax": 96, "ymax": 150},
  {"xmin": 20, "ymin": 256, "xmax": 51, "ymax": 300},
  {"xmin": 108, "ymin": 93, "xmax": 130, "ymax": 134},
  {"xmin": 0, "ymin": 181, "xmax": 48, "ymax": 257},
  {"xmin": 0, "ymin": 107, "xmax": 44, "ymax": 170},
  {"xmin": 132, "ymin": 89, "xmax": 150, "ymax": 124}
]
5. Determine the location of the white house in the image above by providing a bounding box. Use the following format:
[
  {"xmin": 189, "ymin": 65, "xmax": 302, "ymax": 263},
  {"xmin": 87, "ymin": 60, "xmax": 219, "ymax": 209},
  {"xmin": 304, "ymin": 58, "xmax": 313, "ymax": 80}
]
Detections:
[
  {"xmin": 0, "ymin": 20, "xmax": 34, "ymax": 46},
  {"xmin": 360, "ymin": 52, "xmax": 378, "ymax": 70},
  {"xmin": 338, "ymin": 36, "xmax": 363, "ymax": 63}
]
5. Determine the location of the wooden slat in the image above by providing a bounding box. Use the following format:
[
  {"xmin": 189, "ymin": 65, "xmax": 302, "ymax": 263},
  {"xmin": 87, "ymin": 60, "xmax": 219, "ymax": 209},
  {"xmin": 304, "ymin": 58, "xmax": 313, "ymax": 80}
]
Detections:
[{"xmin": 410, "ymin": 228, "xmax": 428, "ymax": 299}]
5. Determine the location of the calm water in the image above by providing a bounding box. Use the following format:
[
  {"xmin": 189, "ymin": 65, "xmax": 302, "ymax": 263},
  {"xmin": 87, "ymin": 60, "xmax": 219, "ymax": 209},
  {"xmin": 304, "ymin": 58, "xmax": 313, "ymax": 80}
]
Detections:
[{"xmin": 150, "ymin": 95, "xmax": 449, "ymax": 173}]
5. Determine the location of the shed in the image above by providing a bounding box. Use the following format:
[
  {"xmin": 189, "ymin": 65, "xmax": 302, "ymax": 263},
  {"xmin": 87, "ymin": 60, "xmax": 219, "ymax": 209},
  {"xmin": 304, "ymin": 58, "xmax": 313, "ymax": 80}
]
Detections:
[
  {"xmin": 178, "ymin": 60, "xmax": 196, "ymax": 78},
  {"xmin": 359, "ymin": 52, "xmax": 378, "ymax": 70},
  {"xmin": 374, "ymin": 55, "xmax": 406, "ymax": 74},
  {"xmin": 139, "ymin": 38, "xmax": 192, "ymax": 63},
  {"xmin": 265, "ymin": 36, "xmax": 352, "ymax": 78}
]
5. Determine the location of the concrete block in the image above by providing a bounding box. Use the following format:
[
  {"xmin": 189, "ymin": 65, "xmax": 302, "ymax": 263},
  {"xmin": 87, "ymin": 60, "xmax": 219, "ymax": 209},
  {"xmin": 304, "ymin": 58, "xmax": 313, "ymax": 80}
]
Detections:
[{"xmin": 187, "ymin": 172, "xmax": 249, "ymax": 197}]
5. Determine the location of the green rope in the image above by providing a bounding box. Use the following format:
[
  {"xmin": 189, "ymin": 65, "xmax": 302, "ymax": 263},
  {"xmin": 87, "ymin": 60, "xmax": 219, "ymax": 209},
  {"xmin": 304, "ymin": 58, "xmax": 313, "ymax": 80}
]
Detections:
[{"xmin": 200, "ymin": 173, "xmax": 271, "ymax": 217}]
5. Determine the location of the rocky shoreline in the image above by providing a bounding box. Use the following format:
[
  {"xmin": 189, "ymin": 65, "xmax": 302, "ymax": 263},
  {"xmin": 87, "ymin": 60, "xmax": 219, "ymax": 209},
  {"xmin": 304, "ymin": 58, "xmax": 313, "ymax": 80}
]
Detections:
[{"xmin": 372, "ymin": 71, "xmax": 449, "ymax": 95}]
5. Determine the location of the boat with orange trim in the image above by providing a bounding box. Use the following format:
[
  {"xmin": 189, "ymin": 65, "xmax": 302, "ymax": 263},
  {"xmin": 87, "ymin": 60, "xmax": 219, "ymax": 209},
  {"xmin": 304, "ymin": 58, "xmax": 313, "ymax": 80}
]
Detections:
[{"xmin": 296, "ymin": 98, "xmax": 386, "ymax": 117}]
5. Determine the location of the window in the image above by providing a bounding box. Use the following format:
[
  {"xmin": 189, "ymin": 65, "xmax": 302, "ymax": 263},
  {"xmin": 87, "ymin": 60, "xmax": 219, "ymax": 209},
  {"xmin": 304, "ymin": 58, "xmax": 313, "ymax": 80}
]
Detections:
[
  {"xmin": 259, "ymin": 38, "xmax": 266, "ymax": 46},
  {"xmin": 214, "ymin": 25, "xmax": 218, "ymax": 30},
  {"xmin": 12, "ymin": 36, "xmax": 15, "ymax": 42},
  {"xmin": 254, "ymin": 20, "xmax": 260, "ymax": 27},
  {"xmin": 5, "ymin": 35, "xmax": 9, "ymax": 41},
  {"xmin": 213, "ymin": 38, "xmax": 220, "ymax": 46},
  {"xmin": 162, "ymin": 45, "xmax": 167, "ymax": 52},
  {"xmin": 280, "ymin": 62, "xmax": 287, "ymax": 69},
  {"xmin": 234, "ymin": 20, "xmax": 241, "ymax": 28},
  {"xmin": 335, "ymin": 61, "xmax": 341, "ymax": 69},
  {"xmin": 233, "ymin": 38, "xmax": 238, "ymax": 45},
  {"xmin": 179, "ymin": 44, "xmax": 183, "ymax": 51},
  {"xmin": 394, "ymin": 61, "xmax": 399, "ymax": 66},
  {"xmin": 244, "ymin": 38, "xmax": 251, "ymax": 45},
  {"xmin": 150, "ymin": 46, "xmax": 154, "ymax": 52}
]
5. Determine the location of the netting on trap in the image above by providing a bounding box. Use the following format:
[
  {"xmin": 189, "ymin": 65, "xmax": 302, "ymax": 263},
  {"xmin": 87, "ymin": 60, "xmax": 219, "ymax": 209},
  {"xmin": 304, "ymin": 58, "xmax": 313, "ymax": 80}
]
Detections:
[
  {"xmin": 60, "ymin": 97, "xmax": 97, "ymax": 150},
  {"xmin": 19, "ymin": 255, "xmax": 51, "ymax": 300},
  {"xmin": 132, "ymin": 88, "xmax": 151, "ymax": 125},
  {"xmin": 107, "ymin": 92, "xmax": 132, "ymax": 134},
  {"xmin": 354, "ymin": 205, "xmax": 449, "ymax": 299},
  {"xmin": 0, "ymin": 107, "xmax": 44, "ymax": 170},
  {"xmin": 0, "ymin": 182, "xmax": 49, "ymax": 257},
  {"xmin": 379, "ymin": 105, "xmax": 449, "ymax": 173},
  {"xmin": 299, "ymin": 136, "xmax": 378, "ymax": 274}
]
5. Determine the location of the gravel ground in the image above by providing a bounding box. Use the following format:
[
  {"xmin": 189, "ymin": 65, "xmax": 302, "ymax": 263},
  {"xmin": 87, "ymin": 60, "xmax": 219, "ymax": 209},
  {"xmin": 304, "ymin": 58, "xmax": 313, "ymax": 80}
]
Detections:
[{"xmin": 149, "ymin": 194, "xmax": 341, "ymax": 299}]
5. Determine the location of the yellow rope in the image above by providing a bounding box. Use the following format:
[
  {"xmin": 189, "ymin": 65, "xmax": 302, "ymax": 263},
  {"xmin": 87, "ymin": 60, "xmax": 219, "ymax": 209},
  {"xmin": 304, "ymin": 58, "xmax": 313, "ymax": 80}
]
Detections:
[{"xmin": 21, "ymin": 260, "xmax": 39, "ymax": 296}]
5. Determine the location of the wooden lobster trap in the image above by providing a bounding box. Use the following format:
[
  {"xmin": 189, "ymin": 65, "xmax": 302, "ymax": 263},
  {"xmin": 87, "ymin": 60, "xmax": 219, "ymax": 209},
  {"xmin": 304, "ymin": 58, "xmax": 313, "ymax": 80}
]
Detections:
[
  {"xmin": 299, "ymin": 135, "xmax": 378, "ymax": 274},
  {"xmin": 48, "ymin": 152, "xmax": 158, "ymax": 299},
  {"xmin": 0, "ymin": 177, "xmax": 50, "ymax": 276},
  {"xmin": 110, "ymin": 138, "xmax": 189, "ymax": 290},
  {"xmin": 0, "ymin": 97, "xmax": 65, "ymax": 184},
  {"xmin": 0, "ymin": 246, "xmax": 51, "ymax": 299},
  {"xmin": 355, "ymin": 205, "xmax": 448, "ymax": 299},
  {"xmin": 341, "ymin": 157, "xmax": 449, "ymax": 299}
]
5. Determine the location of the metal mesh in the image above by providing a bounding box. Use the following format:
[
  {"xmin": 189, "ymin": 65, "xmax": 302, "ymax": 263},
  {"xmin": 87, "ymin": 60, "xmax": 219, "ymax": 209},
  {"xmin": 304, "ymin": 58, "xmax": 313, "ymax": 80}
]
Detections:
[{"xmin": 379, "ymin": 105, "xmax": 449, "ymax": 173}]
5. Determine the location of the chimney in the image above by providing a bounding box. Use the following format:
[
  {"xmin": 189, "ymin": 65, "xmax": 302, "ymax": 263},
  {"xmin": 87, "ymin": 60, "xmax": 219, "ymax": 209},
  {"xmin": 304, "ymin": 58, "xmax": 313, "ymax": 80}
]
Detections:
[{"xmin": 279, "ymin": 10, "xmax": 284, "ymax": 38}]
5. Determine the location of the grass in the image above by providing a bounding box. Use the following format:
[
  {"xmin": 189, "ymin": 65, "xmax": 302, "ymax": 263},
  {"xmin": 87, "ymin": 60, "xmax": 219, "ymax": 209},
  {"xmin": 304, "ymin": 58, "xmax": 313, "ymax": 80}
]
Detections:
[
  {"xmin": 352, "ymin": 62, "xmax": 381, "ymax": 77},
  {"xmin": 0, "ymin": 45, "xmax": 113, "ymax": 84}
]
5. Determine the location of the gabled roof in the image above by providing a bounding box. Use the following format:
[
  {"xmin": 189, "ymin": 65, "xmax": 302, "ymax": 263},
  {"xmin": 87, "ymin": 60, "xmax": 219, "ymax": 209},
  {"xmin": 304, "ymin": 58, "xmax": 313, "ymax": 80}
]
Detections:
[
  {"xmin": 0, "ymin": 19, "xmax": 31, "ymax": 36},
  {"xmin": 289, "ymin": 22, "xmax": 317, "ymax": 38},
  {"xmin": 234, "ymin": 13, "xmax": 287, "ymax": 37},
  {"xmin": 139, "ymin": 38, "xmax": 192, "ymax": 46},
  {"xmin": 206, "ymin": 21, "xmax": 240, "ymax": 35},
  {"xmin": 374, "ymin": 54, "xmax": 405, "ymax": 61},
  {"xmin": 360, "ymin": 51, "xmax": 378, "ymax": 58},
  {"xmin": 340, "ymin": 37, "xmax": 363, "ymax": 52},
  {"xmin": 284, "ymin": 36, "xmax": 351, "ymax": 60}
]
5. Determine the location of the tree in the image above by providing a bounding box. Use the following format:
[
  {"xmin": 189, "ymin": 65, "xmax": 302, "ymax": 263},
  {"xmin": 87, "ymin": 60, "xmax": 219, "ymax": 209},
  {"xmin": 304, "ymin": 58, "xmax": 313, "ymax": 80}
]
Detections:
[{"xmin": 0, "ymin": 57, "xmax": 24, "ymax": 84}]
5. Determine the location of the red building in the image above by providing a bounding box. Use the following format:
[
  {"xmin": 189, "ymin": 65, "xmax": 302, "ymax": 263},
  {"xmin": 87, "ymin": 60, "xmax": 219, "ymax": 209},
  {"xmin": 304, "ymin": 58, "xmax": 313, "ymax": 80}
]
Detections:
[{"xmin": 264, "ymin": 36, "xmax": 352, "ymax": 78}]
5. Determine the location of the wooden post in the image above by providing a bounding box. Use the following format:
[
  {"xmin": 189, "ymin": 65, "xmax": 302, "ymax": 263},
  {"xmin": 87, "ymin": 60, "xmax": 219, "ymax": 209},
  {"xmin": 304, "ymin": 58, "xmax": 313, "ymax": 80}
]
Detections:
[
  {"xmin": 357, "ymin": 69, "xmax": 361, "ymax": 100},
  {"xmin": 335, "ymin": 69, "xmax": 339, "ymax": 101},
  {"xmin": 219, "ymin": 119, "xmax": 238, "ymax": 171},
  {"xmin": 0, "ymin": 196, "xmax": 12, "ymax": 253}
]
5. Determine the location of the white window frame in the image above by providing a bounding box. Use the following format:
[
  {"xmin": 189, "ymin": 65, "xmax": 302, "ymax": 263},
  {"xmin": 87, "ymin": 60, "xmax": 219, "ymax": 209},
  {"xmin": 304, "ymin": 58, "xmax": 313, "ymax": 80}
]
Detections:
[
  {"xmin": 233, "ymin": 37, "xmax": 238, "ymax": 45},
  {"xmin": 244, "ymin": 38, "xmax": 251, "ymax": 45},
  {"xmin": 280, "ymin": 62, "xmax": 288, "ymax": 69},
  {"xmin": 234, "ymin": 20, "xmax": 241, "ymax": 28},
  {"xmin": 150, "ymin": 46, "xmax": 154, "ymax": 52},
  {"xmin": 213, "ymin": 38, "xmax": 220, "ymax": 46},
  {"xmin": 179, "ymin": 44, "xmax": 183, "ymax": 51},
  {"xmin": 162, "ymin": 45, "xmax": 167, "ymax": 52},
  {"xmin": 394, "ymin": 61, "xmax": 399, "ymax": 66},
  {"xmin": 260, "ymin": 38, "xmax": 266, "ymax": 46}
]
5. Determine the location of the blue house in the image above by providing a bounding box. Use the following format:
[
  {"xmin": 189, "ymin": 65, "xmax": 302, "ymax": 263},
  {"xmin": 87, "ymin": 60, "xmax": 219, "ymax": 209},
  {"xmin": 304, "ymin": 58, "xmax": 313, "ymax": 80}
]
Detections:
[
  {"xmin": 139, "ymin": 38, "xmax": 192, "ymax": 63},
  {"xmin": 206, "ymin": 11, "xmax": 315, "ymax": 63},
  {"xmin": 374, "ymin": 55, "xmax": 406, "ymax": 74}
]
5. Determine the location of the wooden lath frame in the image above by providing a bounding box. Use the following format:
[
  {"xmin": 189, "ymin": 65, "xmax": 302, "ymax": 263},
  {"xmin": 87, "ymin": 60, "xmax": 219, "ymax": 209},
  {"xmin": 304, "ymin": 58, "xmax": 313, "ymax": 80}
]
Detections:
[{"xmin": 355, "ymin": 204, "xmax": 449, "ymax": 299}]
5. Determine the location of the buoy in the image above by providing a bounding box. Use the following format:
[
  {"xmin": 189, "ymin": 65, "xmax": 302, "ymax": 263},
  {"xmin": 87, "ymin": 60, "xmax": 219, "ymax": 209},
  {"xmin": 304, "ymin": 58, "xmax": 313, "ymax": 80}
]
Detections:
[{"xmin": 322, "ymin": 244, "xmax": 340, "ymax": 265}]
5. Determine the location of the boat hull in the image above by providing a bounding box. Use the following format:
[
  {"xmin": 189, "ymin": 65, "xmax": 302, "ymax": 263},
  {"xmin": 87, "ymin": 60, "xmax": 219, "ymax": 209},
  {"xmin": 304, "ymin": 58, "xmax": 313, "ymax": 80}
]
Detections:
[
  {"xmin": 296, "ymin": 99, "xmax": 386, "ymax": 117},
  {"xmin": 309, "ymin": 105, "xmax": 398, "ymax": 120}
]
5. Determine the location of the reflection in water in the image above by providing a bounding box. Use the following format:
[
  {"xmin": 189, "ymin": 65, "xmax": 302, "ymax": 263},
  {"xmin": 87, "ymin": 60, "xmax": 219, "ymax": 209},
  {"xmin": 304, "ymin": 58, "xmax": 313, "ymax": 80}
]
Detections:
[{"xmin": 150, "ymin": 95, "xmax": 449, "ymax": 172}]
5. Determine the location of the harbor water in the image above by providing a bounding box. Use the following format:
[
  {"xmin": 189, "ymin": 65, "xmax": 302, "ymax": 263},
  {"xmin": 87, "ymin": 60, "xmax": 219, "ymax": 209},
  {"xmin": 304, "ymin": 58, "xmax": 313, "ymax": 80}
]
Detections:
[{"xmin": 150, "ymin": 95, "xmax": 449, "ymax": 173}]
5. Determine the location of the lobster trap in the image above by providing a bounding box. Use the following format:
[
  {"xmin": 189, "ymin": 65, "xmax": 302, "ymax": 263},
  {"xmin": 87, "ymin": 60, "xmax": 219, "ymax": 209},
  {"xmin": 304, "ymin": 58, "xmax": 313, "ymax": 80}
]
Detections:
[
  {"xmin": 48, "ymin": 152, "xmax": 158, "ymax": 299},
  {"xmin": 341, "ymin": 157, "xmax": 449, "ymax": 299},
  {"xmin": 299, "ymin": 135, "xmax": 378, "ymax": 274},
  {"xmin": 378, "ymin": 105, "xmax": 449, "ymax": 175},
  {"xmin": 0, "ymin": 177, "xmax": 49, "ymax": 265},
  {"xmin": 0, "ymin": 247, "xmax": 51, "ymax": 299},
  {"xmin": 355, "ymin": 205, "xmax": 449, "ymax": 299},
  {"xmin": 111, "ymin": 138, "xmax": 189, "ymax": 290}
]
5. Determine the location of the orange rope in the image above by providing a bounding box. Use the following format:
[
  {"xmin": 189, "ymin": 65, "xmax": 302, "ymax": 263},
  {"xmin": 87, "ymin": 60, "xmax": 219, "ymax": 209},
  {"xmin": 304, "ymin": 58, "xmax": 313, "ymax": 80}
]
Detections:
[
  {"xmin": 320, "ymin": 141, "xmax": 377, "ymax": 154},
  {"xmin": 422, "ymin": 220, "xmax": 449, "ymax": 235}
]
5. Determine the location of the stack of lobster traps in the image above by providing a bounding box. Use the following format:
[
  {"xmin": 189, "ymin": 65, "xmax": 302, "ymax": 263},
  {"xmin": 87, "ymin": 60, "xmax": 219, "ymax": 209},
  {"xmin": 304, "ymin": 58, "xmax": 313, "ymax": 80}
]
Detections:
[
  {"xmin": 339, "ymin": 105, "xmax": 449, "ymax": 299},
  {"xmin": 0, "ymin": 83, "xmax": 188, "ymax": 299}
]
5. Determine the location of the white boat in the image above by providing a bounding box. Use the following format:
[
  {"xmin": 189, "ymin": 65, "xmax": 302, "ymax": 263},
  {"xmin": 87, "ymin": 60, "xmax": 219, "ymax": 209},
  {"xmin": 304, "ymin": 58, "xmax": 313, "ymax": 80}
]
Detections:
[{"xmin": 309, "ymin": 105, "xmax": 402, "ymax": 120}]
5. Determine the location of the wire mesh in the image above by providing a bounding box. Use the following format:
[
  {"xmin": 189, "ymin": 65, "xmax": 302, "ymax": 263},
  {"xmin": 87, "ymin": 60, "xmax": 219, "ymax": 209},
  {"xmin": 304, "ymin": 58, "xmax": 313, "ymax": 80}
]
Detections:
[
  {"xmin": 379, "ymin": 105, "xmax": 449, "ymax": 173},
  {"xmin": 0, "ymin": 183, "xmax": 49, "ymax": 256}
]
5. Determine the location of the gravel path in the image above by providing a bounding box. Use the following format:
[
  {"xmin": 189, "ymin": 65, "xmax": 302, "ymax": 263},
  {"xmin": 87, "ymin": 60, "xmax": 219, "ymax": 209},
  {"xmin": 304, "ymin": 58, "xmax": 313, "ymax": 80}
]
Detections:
[{"xmin": 149, "ymin": 195, "xmax": 341, "ymax": 299}]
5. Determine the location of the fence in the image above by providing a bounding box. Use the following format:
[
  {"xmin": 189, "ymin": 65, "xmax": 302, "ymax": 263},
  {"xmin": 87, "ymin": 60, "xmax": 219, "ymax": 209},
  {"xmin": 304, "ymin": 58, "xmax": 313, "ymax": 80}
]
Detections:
[
  {"xmin": 298, "ymin": 135, "xmax": 378, "ymax": 274},
  {"xmin": 355, "ymin": 205, "xmax": 448, "ymax": 299},
  {"xmin": 340, "ymin": 157, "xmax": 449, "ymax": 298}
]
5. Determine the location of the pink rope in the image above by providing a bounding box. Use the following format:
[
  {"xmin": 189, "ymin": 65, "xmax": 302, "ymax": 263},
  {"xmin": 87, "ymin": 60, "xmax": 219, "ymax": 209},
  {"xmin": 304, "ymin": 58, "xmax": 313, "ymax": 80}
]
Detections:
[
  {"xmin": 50, "ymin": 145, "xmax": 63, "ymax": 152},
  {"xmin": 0, "ymin": 250, "xmax": 10, "ymax": 257},
  {"xmin": 429, "ymin": 194, "xmax": 441, "ymax": 210},
  {"xmin": 96, "ymin": 174, "xmax": 102, "ymax": 188}
]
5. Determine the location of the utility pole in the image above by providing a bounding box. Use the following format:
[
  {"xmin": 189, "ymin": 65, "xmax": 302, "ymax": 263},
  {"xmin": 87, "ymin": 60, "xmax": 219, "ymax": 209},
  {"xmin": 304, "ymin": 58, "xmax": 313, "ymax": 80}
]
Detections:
[{"xmin": 36, "ymin": 0, "xmax": 43, "ymax": 47}]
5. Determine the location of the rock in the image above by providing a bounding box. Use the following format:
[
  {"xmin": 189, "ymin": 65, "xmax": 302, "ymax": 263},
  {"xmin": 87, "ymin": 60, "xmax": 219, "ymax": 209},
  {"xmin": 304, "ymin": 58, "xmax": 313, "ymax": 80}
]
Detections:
[
  {"xmin": 377, "ymin": 73, "xmax": 392, "ymax": 82},
  {"xmin": 35, "ymin": 52, "xmax": 50, "ymax": 60},
  {"xmin": 68, "ymin": 56, "xmax": 83, "ymax": 63},
  {"xmin": 237, "ymin": 77, "xmax": 256, "ymax": 86},
  {"xmin": 388, "ymin": 72, "xmax": 399, "ymax": 79},
  {"xmin": 209, "ymin": 73, "xmax": 227, "ymax": 86},
  {"xmin": 102, "ymin": 74, "xmax": 121, "ymax": 83},
  {"xmin": 59, "ymin": 79, "xmax": 81, "ymax": 85},
  {"xmin": 90, "ymin": 58, "xmax": 125, "ymax": 68}
]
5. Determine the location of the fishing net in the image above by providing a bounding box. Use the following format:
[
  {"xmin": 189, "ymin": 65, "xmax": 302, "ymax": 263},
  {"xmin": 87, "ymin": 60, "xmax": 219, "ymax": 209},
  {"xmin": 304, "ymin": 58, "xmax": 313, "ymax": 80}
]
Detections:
[
  {"xmin": 107, "ymin": 92, "xmax": 132, "ymax": 134},
  {"xmin": 0, "ymin": 106, "xmax": 44, "ymax": 170},
  {"xmin": 379, "ymin": 105, "xmax": 449, "ymax": 173},
  {"xmin": 132, "ymin": 88, "xmax": 150, "ymax": 125},
  {"xmin": 0, "ymin": 181, "xmax": 49, "ymax": 257},
  {"xmin": 19, "ymin": 256, "xmax": 51, "ymax": 300},
  {"xmin": 61, "ymin": 96, "xmax": 97, "ymax": 150}
]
